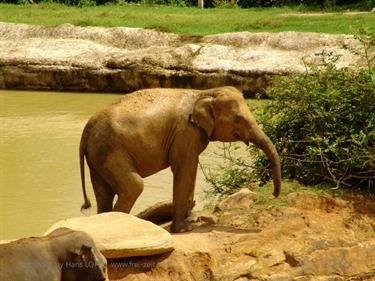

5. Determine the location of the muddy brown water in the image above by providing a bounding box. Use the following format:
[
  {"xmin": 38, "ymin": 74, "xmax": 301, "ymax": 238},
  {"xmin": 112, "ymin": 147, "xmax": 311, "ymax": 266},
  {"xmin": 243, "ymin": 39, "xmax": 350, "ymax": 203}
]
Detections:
[{"xmin": 0, "ymin": 90, "xmax": 253, "ymax": 240}]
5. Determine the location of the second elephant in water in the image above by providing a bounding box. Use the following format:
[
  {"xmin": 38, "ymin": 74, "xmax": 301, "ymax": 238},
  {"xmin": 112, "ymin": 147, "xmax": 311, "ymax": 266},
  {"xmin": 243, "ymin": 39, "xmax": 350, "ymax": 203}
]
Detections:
[{"xmin": 80, "ymin": 86, "xmax": 281, "ymax": 233}]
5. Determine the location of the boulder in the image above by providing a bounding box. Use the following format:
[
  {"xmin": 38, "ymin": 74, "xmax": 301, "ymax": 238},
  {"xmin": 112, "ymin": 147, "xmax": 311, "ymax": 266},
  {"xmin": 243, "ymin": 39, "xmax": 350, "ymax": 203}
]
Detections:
[
  {"xmin": 215, "ymin": 188, "xmax": 257, "ymax": 211},
  {"xmin": 44, "ymin": 212, "xmax": 174, "ymax": 259},
  {"xmin": 301, "ymin": 242, "xmax": 375, "ymax": 276}
]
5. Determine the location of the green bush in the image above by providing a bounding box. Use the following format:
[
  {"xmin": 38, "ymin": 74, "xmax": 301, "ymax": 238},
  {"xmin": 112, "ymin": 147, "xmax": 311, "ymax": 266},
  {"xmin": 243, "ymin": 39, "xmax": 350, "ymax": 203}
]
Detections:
[
  {"xmin": 254, "ymin": 65, "xmax": 374, "ymax": 192},
  {"xmin": 252, "ymin": 41, "xmax": 375, "ymax": 193},
  {"xmin": 203, "ymin": 30, "xmax": 375, "ymax": 196},
  {"xmin": 202, "ymin": 143, "xmax": 254, "ymax": 198}
]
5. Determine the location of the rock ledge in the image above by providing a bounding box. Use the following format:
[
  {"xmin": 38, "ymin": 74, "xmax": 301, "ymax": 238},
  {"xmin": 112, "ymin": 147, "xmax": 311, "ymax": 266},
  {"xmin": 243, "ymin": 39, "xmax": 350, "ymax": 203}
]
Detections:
[{"xmin": 0, "ymin": 22, "xmax": 364, "ymax": 95}]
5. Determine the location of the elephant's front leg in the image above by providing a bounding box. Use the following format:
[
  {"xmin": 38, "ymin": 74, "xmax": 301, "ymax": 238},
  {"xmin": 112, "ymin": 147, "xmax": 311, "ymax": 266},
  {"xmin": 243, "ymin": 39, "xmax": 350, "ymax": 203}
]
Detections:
[{"xmin": 170, "ymin": 152, "xmax": 199, "ymax": 233}]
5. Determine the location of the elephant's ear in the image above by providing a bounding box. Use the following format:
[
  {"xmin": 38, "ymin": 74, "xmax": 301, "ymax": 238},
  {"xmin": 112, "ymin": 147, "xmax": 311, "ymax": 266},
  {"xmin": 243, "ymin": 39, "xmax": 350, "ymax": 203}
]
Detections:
[{"xmin": 190, "ymin": 96, "xmax": 215, "ymax": 137}]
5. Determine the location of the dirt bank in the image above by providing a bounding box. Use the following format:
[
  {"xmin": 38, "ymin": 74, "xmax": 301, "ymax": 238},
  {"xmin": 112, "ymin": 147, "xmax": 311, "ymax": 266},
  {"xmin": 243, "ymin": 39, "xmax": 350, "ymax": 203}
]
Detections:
[
  {"xmin": 107, "ymin": 189, "xmax": 375, "ymax": 281},
  {"xmin": 0, "ymin": 23, "xmax": 364, "ymax": 96}
]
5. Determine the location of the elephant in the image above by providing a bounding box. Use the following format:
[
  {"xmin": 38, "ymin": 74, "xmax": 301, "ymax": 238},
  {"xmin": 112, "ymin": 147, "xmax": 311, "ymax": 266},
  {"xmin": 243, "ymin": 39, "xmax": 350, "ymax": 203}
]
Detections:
[
  {"xmin": 0, "ymin": 228, "xmax": 107, "ymax": 281},
  {"xmin": 79, "ymin": 86, "xmax": 281, "ymax": 233}
]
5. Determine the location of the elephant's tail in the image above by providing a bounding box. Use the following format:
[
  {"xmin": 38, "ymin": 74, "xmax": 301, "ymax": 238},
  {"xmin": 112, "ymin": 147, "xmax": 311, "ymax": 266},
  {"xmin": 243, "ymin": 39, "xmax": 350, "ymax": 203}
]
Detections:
[{"xmin": 80, "ymin": 125, "xmax": 92, "ymax": 211}]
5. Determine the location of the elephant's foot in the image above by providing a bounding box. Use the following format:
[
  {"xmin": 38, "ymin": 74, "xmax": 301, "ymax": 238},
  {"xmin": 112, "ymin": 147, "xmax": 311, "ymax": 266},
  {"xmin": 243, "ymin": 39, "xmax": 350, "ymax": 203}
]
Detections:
[{"xmin": 170, "ymin": 220, "xmax": 193, "ymax": 233}]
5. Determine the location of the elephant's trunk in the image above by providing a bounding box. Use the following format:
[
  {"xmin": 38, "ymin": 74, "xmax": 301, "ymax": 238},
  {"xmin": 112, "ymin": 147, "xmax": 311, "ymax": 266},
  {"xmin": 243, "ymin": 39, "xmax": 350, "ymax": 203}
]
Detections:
[{"xmin": 250, "ymin": 129, "xmax": 281, "ymax": 197}]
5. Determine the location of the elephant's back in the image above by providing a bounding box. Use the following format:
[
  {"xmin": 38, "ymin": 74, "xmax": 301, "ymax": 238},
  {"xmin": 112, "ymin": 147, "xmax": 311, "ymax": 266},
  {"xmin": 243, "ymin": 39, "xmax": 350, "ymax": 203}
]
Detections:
[
  {"xmin": 112, "ymin": 88, "xmax": 194, "ymax": 109},
  {"xmin": 106, "ymin": 88, "xmax": 197, "ymax": 123}
]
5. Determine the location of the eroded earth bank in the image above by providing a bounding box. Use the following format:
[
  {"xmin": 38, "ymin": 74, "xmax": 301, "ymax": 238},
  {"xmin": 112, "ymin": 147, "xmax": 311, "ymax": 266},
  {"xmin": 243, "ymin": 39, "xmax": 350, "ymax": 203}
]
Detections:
[
  {"xmin": 108, "ymin": 189, "xmax": 375, "ymax": 281},
  {"xmin": 0, "ymin": 22, "xmax": 365, "ymax": 96}
]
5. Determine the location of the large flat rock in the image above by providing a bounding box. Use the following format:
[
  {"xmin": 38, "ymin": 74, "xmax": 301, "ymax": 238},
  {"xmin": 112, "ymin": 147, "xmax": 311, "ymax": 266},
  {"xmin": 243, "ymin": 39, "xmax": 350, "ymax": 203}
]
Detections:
[
  {"xmin": 0, "ymin": 22, "xmax": 364, "ymax": 96},
  {"xmin": 44, "ymin": 212, "xmax": 174, "ymax": 259}
]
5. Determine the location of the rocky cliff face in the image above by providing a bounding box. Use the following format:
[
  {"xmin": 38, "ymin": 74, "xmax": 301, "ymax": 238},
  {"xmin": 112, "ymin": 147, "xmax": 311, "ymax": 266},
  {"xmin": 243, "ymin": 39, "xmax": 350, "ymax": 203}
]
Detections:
[{"xmin": 0, "ymin": 23, "xmax": 363, "ymax": 96}]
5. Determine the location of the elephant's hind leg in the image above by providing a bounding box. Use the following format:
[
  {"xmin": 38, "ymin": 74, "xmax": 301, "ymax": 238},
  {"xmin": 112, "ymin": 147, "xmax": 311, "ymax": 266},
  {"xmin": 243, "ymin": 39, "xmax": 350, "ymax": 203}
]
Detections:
[
  {"xmin": 112, "ymin": 172, "xmax": 144, "ymax": 213},
  {"xmin": 104, "ymin": 153, "xmax": 144, "ymax": 213},
  {"xmin": 90, "ymin": 168, "xmax": 115, "ymax": 213}
]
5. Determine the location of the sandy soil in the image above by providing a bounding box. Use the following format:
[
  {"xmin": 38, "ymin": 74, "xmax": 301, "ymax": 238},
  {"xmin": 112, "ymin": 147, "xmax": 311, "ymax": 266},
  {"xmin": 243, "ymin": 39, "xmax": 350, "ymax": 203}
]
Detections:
[{"xmin": 107, "ymin": 190, "xmax": 375, "ymax": 281}]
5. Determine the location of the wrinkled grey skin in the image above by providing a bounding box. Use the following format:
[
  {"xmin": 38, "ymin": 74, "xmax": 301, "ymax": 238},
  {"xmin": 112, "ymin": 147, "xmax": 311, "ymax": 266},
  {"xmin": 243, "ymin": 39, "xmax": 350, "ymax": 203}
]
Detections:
[
  {"xmin": 80, "ymin": 86, "xmax": 281, "ymax": 233},
  {"xmin": 0, "ymin": 228, "xmax": 107, "ymax": 281}
]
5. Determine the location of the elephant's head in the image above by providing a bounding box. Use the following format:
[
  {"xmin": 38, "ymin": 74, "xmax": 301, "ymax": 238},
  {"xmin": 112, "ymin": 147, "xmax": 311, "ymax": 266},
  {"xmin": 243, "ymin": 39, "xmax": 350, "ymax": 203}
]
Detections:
[
  {"xmin": 67, "ymin": 244, "xmax": 108, "ymax": 281},
  {"xmin": 49, "ymin": 228, "xmax": 108, "ymax": 281},
  {"xmin": 190, "ymin": 86, "xmax": 281, "ymax": 197}
]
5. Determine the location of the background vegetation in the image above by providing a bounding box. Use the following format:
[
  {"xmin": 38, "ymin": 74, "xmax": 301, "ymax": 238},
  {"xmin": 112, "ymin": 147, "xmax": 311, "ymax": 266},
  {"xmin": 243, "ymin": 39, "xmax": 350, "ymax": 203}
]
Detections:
[
  {"xmin": 202, "ymin": 30, "xmax": 374, "ymax": 198},
  {"xmin": 1, "ymin": 0, "xmax": 374, "ymax": 9}
]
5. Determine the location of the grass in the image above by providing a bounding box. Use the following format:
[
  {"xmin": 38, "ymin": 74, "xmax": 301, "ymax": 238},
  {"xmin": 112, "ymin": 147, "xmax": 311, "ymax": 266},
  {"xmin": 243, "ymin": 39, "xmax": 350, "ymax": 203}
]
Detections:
[
  {"xmin": 0, "ymin": 3, "xmax": 374, "ymax": 35},
  {"xmin": 252, "ymin": 180, "xmax": 336, "ymax": 207},
  {"xmin": 202, "ymin": 179, "xmax": 338, "ymax": 212}
]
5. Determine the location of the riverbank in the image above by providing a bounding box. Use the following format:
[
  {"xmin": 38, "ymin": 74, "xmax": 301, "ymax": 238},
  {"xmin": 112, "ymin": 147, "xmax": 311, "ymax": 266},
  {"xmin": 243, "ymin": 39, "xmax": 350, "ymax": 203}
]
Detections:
[
  {"xmin": 0, "ymin": 22, "xmax": 365, "ymax": 96},
  {"xmin": 107, "ymin": 184, "xmax": 375, "ymax": 280}
]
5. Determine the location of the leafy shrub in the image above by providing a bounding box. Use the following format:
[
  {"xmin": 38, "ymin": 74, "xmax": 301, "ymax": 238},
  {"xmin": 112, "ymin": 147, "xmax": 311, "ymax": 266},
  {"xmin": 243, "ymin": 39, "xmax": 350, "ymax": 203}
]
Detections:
[
  {"xmin": 202, "ymin": 143, "xmax": 254, "ymax": 198},
  {"xmin": 252, "ymin": 32, "xmax": 375, "ymax": 193},
  {"xmin": 211, "ymin": 0, "xmax": 237, "ymax": 8},
  {"xmin": 254, "ymin": 64, "xmax": 374, "ymax": 192},
  {"xmin": 203, "ymin": 30, "xmax": 375, "ymax": 196},
  {"xmin": 237, "ymin": 0, "xmax": 292, "ymax": 8}
]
